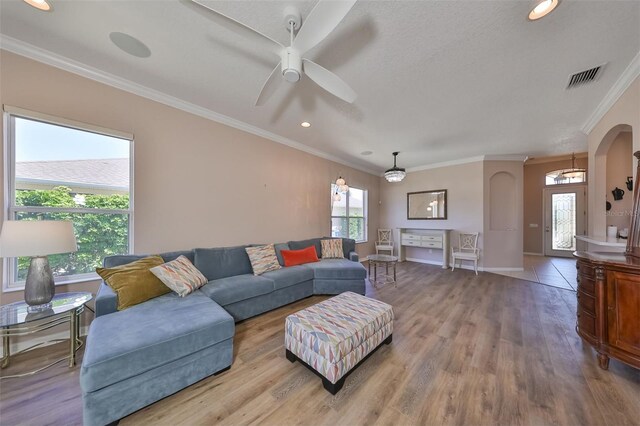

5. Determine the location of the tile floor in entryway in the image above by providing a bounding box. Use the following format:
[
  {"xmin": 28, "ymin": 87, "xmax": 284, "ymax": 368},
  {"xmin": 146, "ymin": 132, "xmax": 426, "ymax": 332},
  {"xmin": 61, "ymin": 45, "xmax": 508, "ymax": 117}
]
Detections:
[{"xmin": 495, "ymin": 255, "xmax": 577, "ymax": 291}]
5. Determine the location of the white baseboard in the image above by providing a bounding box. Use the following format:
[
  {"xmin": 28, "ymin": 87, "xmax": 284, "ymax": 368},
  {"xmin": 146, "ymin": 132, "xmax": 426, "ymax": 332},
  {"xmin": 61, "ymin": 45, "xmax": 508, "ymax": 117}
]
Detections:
[
  {"xmin": 405, "ymin": 257, "xmax": 444, "ymax": 266},
  {"xmin": 405, "ymin": 257, "xmax": 480, "ymax": 272},
  {"xmin": 523, "ymin": 252, "xmax": 544, "ymax": 256},
  {"xmin": 484, "ymin": 267, "xmax": 525, "ymax": 272}
]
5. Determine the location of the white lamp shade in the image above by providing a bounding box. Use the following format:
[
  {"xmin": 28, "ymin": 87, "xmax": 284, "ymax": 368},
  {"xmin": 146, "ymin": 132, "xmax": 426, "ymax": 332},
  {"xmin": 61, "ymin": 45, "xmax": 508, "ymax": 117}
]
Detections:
[{"xmin": 0, "ymin": 220, "xmax": 77, "ymax": 258}]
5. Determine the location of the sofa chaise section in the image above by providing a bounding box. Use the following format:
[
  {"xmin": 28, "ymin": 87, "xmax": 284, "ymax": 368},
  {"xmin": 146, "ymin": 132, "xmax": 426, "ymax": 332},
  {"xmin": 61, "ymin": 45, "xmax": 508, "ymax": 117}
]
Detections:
[{"xmin": 81, "ymin": 291, "xmax": 234, "ymax": 425}]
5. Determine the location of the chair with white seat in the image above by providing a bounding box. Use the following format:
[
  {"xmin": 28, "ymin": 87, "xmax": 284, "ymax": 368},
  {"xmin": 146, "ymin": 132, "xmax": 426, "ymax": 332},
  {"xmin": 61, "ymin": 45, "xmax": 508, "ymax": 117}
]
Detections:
[
  {"xmin": 451, "ymin": 232, "xmax": 480, "ymax": 275},
  {"xmin": 375, "ymin": 229, "xmax": 394, "ymax": 256}
]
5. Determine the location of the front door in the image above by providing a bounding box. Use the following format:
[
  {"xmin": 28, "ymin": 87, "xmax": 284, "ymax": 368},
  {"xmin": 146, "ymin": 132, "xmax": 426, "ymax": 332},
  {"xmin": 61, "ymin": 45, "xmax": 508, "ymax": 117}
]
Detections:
[{"xmin": 543, "ymin": 185, "xmax": 587, "ymax": 257}]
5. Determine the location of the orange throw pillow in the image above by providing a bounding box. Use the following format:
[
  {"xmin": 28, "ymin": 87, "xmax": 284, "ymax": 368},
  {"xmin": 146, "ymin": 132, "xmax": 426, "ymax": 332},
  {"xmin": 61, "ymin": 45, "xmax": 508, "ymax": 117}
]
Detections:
[{"xmin": 281, "ymin": 246, "xmax": 319, "ymax": 267}]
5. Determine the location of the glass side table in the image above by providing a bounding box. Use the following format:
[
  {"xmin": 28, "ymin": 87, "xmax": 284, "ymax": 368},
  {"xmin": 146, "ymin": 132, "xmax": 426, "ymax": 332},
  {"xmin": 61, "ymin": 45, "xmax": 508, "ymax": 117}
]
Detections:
[
  {"xmin": 0, "ymin": 292, "xmax": 92, "ymax": 379},
  {"xmin": 367, "ymin": 254, "xmax": 399, "ymax": 287}
]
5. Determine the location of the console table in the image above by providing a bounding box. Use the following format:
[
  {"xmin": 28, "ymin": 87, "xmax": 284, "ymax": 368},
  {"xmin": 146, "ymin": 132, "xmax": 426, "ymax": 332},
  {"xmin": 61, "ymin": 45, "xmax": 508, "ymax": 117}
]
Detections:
[{"xmin": 395, "ymin": 228, "xmax": 451, "ymax": 269}]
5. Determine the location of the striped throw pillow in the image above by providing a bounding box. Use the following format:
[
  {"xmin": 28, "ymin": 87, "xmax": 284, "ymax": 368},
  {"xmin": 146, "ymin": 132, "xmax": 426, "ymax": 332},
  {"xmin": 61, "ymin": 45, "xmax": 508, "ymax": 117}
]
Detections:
[
  {"xmin": 246, "ymin": 244, "xmax": 282, "ymax": 275},
  {"xmin": 321, "ymin": 238, "xmax": 343, "ymax": 259},
  {"xmin": 150, "ymin": 255, "xmax": 208, "ymax": 297}
]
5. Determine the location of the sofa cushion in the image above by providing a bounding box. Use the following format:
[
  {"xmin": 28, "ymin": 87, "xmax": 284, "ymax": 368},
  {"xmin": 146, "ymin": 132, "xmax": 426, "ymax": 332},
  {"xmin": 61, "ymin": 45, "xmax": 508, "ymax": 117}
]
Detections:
[
  {"xmin": 103, "ymin": 250, "xmax": 195, "ymax": 268},
  {"xmin": 262, "ymin": 265, "xmax": 314, "ymax": 290},
  {"xmin": 245, "ymin": 244, "xmax": 281, "ymax": 275},
  {"xmin": 150, "ymin": 255, "xmax": 208, "ymax": 297},
  {"xmin": 80, "ymin": 291, "xmax": 233, "ymax": 393},
  {"xmin": 281, "ymin": 246, "xmax": 319, "ymax": 267},
  {"xmin": 303, "ymin": 259, "xmax": 366, "ymax": 280},
  {"xmin": 341, "ymin": 238, "xmax": 356, "ymax": 258},
  {"xmin": 288, "ymin": 238, "xmax": 323, "ymax": 258},
  {"xmin": 96, "ymin": 256, "xmax": 170, "ymax": 310},
  {"xmin": 274, "ymin": 243, "xmax": 289, "ymax": 266},
  {"xmin": 321, "ymin": 238, "xmax": 344, "ymax": 258},
  {"xmin": 194, "ymin": 246, "xmax": 253, "ymax": 281},
  {"xmin": 200, "ymin": 274, "xmax": 274, "ymax": 306}
]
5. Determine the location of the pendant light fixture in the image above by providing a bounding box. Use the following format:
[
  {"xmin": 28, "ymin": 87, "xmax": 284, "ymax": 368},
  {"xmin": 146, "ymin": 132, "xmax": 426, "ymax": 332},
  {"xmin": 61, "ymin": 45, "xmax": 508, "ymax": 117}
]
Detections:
[
  {"xmin": 560, "ymin": 152, "xmax": 586, "ymax": 179},
  {"xmin": 332, "ymin": 177, "xmax": 349, "ymax": 202},
  {"xmin": 384, "ymin": 152, "xmax": 406, "ymax": 183}
]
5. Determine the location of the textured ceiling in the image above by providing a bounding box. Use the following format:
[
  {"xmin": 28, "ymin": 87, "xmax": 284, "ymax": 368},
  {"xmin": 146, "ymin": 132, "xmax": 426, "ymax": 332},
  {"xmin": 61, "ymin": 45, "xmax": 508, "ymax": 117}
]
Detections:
[{"xmin": 1, "ymin": 0, "xmax": 639, "ymax": 173}]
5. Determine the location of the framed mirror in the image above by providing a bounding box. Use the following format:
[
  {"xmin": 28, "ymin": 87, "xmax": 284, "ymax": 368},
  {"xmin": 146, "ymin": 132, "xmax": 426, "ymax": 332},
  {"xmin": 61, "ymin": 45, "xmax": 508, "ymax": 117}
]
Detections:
[{"xmin": 407, "ymin": 189, "xmax": 447, "ymax": 220}]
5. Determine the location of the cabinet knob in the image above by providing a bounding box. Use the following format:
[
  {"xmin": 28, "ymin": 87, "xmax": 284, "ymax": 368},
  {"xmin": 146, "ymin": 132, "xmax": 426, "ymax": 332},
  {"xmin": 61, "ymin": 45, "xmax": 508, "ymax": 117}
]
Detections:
[{"xmin": 577, "ymin": 276, "xmax": 581, "ymax": 283}]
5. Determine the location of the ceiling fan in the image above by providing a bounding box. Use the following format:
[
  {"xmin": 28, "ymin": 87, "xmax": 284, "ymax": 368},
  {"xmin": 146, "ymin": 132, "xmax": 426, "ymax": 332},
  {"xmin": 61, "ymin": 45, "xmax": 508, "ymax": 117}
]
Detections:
[{"xmin": 185, "ymin": 0, "xmax": 358, "ymax": 106}]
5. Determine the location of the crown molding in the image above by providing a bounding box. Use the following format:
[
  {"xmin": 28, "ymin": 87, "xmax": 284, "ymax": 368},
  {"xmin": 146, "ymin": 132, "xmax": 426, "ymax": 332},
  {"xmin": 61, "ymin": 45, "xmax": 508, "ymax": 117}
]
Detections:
[
  {"xmin": 483, "ymin": 154, "xmax": 529, "ymax": 162},
  {"xmin": 404, "ymin": 156, "xmax": 486, "ymax": 173},
  {"xmin": 0, "ymin": 35, "xmax": 380, "ymax": 176},
  {"xmin": 399, "ymin": 154, "xmax": 527, "ymax": 175},
  {"xmin": 525, "ymin": 152, "xmax": 588, "ymax": 165},
  {"xmin": 582, "ymin": 50, "xmax": 640, "ymax": 135}
]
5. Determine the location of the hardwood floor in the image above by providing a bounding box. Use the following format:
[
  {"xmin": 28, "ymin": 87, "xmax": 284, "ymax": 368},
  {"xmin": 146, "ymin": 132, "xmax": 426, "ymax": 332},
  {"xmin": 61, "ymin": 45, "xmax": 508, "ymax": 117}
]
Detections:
[{"xmin": 1, "ymin": 262, "xmax": 639, "ymax": 425}]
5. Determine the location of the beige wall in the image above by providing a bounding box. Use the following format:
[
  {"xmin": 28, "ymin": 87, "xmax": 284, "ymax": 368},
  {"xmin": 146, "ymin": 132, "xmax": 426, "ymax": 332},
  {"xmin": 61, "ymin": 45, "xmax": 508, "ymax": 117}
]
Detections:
[
  {"xmin": 588, "ymin": 77, "xmax": 640, "ymax": 239},
  {"xmin": 483, "ymin": 160, "xmax": 524, "ymax": 269},
  {"xmin": 0, "ymin": 50, "xmax": 380, "ymax": 308},
  {"xmin": 523, "ymin": 156, "xmax": 588, "ymax": 254},
  {"xmin": 378, "ymin": 161, "xmax": 485, "ymax": 267},
  {"xmin": 606, "ymin": 131, "xmax": 633, "ymax": 230}
]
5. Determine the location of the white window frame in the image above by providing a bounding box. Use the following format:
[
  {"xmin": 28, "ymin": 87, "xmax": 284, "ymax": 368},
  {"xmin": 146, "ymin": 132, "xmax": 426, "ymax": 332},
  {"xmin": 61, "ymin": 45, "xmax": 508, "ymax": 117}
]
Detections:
[
  {"xmin": 330, "ymin": 184, "xmax": 368, "ymax": 243},
  {"xmin": 2, "ymin": 106, "xmax": 134, "ymax": 291}
]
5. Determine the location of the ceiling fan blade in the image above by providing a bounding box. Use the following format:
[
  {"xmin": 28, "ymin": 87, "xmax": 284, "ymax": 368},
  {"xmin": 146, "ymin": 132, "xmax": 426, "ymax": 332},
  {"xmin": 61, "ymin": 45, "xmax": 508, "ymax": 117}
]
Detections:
[
  {"xmin": 184, "ymin": 0, "xmax": 284, "ymax": 56},
  {"xmin": 255, "ymin": 62, "xmax": 283, "ymax": 106},
  {"xmin": 293, "ymin": 0, "xmax": 357, "ymax": 55},
  {"xmin": 302, "ymin": 59, "xmax": 356, "ymax": 103}
]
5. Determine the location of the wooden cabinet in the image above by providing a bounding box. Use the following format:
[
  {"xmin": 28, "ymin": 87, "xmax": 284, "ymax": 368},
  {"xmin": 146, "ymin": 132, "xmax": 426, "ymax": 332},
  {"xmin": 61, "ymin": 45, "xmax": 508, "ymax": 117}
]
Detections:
[{"xmin": 575, "ymin": 253, "xmax": 640, "ymax": 370}]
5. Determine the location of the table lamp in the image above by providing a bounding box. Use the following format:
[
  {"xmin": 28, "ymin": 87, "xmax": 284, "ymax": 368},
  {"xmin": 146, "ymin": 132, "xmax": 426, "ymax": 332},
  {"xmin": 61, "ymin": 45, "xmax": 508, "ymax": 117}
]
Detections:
[{"xmin": 0, "ymin": 220, "xmax": 77, "ymax": 309}]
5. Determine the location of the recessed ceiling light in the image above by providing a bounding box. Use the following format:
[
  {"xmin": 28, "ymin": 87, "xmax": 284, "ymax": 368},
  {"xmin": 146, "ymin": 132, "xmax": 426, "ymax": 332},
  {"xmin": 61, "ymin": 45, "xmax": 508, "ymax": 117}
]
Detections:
[
  {"xmin": 360, "ymin": 151, "xmax": 373, "ymax": 156},
  {"xmin": 301, "ymin": 122, "xmax": 311, "ymax": 128},
  {"xmin": 109, "ymin": 32, "xmax": 151, "ymax": 58},
  {"xmin": 528, "ymin": 0, "xmax": 559, "ymax": 21},
  {"xmin": 23, "ymin": 0, "xmax": 52, "ymax": 11}
]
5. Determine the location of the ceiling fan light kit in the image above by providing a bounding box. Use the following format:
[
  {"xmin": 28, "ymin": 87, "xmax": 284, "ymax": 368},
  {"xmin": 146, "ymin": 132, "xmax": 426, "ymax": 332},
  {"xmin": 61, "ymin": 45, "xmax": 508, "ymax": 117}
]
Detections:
[
  {"xmin": 385, "ymin": 152, "xmax": 407, "ymax": 183},
  {"xmin": 188, "ymin": 0, "xmax": 358, "ymax": 106}
]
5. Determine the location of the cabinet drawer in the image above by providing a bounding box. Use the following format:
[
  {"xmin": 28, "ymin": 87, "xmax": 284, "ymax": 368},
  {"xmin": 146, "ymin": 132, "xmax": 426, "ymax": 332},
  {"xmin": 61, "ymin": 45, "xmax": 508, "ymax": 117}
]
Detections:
[
  {"xmin": 577, "ymin": 309, "xmax": 596, "ymax": 337},
  {"xmin": 402, "ymin": 239, "xmax": 421, "ymax": 246},
  {"xmin": 402, "ymin": 233, "xmax": 421, "ymax": 241},
  {"xmin": 577, "ymin": 274, "xmax": 595, "ymax": 296},
  {"xmin": 576, "ymin": 261, "xmax": 595, "ymax": 279},
  {"xmin": 422, "ymin": 236, "xmax": 442, "ymax": 242},
  {"xmin": 421, "ymin": 242, "xmax": 443, "ymax": 249},
  {"xmin": 577, "ymin": 290, "xmax": 596, "ymax": 315}
]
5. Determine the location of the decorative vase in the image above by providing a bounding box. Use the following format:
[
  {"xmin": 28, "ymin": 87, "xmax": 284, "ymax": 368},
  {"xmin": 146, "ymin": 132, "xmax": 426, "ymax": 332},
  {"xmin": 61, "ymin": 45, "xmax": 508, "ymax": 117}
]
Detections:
[{"xmin": 24, "ymin": 256, "xmax": 55, "ymax": 307}]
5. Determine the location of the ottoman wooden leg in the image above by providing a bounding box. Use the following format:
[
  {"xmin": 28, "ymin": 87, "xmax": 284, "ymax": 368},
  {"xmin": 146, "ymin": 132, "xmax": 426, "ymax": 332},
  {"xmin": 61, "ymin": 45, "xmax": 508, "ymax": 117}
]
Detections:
[
  {"xmin": 322, "ymin": 376, "xmax": 346, "ymax": 395},
  {"xmin": 384, "ymin": 334, "xmax": 393, "ymax": 345},
  {"xmin": 286, "ymin": 349, "xmax": 297, "ymax": 363}
]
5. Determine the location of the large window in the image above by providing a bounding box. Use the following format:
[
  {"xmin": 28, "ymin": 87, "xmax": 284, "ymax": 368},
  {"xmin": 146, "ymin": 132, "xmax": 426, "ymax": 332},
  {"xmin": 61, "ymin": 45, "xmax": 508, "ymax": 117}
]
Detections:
[
  {"xmin": 331, "ymin": 184, "xmax": 367, "ymax": 243},
  {"xmin": 4, "ymin": 107, "xmax": 133, "ymax": 289}
]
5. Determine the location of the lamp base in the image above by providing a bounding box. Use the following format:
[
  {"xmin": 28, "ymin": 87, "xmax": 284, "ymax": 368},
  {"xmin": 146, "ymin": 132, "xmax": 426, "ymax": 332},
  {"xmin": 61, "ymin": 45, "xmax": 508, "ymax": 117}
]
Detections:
[{"xmin": 25, "ymin": 256, "xmax": 55, "ymax": 307}]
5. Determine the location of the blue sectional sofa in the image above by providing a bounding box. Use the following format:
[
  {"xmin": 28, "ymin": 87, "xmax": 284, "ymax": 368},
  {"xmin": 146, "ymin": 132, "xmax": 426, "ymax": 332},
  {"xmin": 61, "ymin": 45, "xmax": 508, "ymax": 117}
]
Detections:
[{"xmin": 80, "ymin": 237, "xmax": 365, "ymax": 425}]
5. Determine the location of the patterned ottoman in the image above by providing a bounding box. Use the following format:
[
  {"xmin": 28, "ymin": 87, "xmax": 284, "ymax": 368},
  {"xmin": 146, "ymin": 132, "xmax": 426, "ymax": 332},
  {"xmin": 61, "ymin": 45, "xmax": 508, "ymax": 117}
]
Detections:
[{"xmin": 285, "ymin": 291, "xmax": 394, "ymax": 394}]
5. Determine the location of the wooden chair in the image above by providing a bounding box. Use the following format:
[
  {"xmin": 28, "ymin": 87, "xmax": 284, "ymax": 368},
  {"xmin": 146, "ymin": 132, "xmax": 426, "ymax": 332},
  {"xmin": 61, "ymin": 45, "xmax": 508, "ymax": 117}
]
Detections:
[
  {"xmin": 375, "ymin": 229, "xmax": 394, "ymax": 256},
  {"xmin": 451, "ymin": 232, "xmax": 480, "ymax": 275}
]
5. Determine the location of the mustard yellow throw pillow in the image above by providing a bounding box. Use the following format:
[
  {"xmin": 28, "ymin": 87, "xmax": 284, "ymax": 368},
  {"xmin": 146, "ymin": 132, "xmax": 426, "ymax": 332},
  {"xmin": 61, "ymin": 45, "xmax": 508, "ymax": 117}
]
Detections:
[{"xmin": 96, "ymin": 255, "xmax": 170, "ymax": 311}]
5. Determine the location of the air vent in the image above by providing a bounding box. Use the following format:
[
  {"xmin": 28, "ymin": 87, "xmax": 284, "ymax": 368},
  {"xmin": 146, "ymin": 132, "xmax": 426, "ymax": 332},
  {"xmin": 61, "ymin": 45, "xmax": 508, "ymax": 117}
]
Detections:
[{"xmin": 566, "ymin": 64, "xmax": 605, "ymax": 89}]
